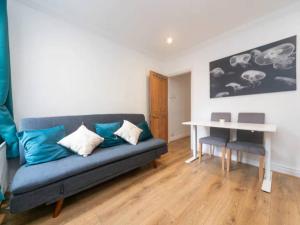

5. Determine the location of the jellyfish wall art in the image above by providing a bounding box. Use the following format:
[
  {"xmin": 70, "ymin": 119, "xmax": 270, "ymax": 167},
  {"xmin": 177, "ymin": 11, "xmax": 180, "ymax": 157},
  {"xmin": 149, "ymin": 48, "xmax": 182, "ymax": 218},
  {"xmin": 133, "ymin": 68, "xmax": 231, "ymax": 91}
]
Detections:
[{"xmin": 210, "ymin": 35, "xmax": 296, "ymax": 98}]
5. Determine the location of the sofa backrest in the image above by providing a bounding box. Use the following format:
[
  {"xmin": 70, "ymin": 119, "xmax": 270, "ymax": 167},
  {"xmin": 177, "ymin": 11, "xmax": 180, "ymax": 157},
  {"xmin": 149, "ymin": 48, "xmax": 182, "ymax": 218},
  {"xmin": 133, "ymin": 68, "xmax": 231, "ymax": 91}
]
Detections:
[{"xmin": 18, "ymin": 114, "xmax": 145, "ymax": 165}]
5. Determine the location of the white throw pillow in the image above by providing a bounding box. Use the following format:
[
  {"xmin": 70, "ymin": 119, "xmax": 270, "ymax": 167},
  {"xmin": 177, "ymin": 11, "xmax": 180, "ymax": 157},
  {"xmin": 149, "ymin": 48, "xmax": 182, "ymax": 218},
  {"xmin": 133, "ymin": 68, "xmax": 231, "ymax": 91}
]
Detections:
[
  {"xmin": 114, "ymin": 120, "xmax": 143, "ymax": 145},
  {"xmin": 58, "ymin": 125, "xmax": 104, "ymax": 157}
]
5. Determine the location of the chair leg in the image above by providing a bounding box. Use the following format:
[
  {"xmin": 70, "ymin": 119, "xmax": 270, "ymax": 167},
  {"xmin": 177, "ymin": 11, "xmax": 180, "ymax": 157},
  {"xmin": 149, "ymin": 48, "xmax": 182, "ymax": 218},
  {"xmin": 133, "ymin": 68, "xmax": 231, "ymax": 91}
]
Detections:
[
  {"xmin": 226, "ymin": 148, "xmax": 232, "ymax": 172},
  {"xmin": 198, "ymin": 143, "xmax": 202, "ymax": 161},
  {"xmin": 221, "ymin": 147, "xmax": 226, "ymax": 171},
  {"xmin": 208, "ymin": 145, "xmax": 212, "ymax": 158},
  {"xmin": 259, "ymin": 156, "xmax": 265, "ymax": 182},
  {"xmin": 53, "ymin": 199, "xmax": 64, "ymax": 218},
  {"xmin": 237, "ymin": 151, "xmax": 242, "ymax": 163}
]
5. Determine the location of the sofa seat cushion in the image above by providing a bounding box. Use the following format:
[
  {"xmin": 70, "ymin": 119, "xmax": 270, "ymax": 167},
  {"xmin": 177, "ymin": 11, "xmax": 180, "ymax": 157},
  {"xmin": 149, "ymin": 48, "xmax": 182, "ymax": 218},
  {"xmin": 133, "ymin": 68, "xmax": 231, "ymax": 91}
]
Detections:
[{"xmin": 11, "ymin": 138, "xmax": 166, "ymax": 195}]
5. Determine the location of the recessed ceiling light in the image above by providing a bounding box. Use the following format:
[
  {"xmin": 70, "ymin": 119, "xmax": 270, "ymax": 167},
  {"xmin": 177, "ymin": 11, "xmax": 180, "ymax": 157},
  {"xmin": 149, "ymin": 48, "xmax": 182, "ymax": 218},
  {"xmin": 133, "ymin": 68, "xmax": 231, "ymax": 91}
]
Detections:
[{"xmin": 166, "ymin": 37, "xmax": 173, "ymax": 45}]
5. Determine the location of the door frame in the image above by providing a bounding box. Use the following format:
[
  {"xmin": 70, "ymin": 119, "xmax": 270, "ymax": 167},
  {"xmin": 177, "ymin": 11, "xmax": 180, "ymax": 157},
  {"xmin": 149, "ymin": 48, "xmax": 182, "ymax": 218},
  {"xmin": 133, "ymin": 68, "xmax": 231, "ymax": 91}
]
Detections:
[{"xmin": 149, "ymin": 69, "xmax": 192, "ymax": 143}]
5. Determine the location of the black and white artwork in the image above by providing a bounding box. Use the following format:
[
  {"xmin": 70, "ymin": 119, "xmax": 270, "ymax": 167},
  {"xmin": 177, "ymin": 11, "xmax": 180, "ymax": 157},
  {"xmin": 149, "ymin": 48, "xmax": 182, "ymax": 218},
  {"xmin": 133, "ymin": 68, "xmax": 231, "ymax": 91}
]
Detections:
[{"xmin": 210, "ymin": 36, "xmax": 297, "ymax": 98}]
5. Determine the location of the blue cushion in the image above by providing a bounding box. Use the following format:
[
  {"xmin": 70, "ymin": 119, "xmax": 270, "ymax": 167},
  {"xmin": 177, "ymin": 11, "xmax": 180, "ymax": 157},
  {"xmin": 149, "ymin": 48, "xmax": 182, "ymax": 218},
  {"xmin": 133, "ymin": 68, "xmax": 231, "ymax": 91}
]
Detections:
[
  {"xmin": 11, "ymin": 138, "xmax": 166, "ymax": 194},
  {"xmin": 17, "ymin": 126, "xmax": 72, "ymax": 166},
  {"xmin": 138, "ymin": 121, "xmax": 153, "ymax": 141},
  {"xmin": 18, "ymin": 114, "xmax": 146, "ymax": 165},
  {"xmin": 95, "ymin": 122, "xmax": 125, "ymax": 148}
]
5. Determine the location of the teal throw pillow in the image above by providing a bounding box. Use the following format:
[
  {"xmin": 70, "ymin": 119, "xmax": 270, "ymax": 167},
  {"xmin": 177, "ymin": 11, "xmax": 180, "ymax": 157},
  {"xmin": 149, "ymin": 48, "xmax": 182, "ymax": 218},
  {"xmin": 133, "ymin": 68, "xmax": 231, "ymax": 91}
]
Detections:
[
  {"xmin": 138, "ymin": 121, "xmax": 153, "ymax": 141},
  {"xmin": 95, "ymin": 122, "xmax": 125, "ymax": 148},
  {"xmin": 17, "ymin": 125, "xmax": 72, "ymax": 166}
]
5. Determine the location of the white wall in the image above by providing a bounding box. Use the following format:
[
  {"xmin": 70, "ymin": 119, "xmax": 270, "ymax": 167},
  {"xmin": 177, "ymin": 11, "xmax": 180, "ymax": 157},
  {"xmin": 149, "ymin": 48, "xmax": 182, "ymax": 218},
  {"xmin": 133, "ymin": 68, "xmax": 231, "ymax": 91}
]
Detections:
[
  {"xmin": 8, "ymin": 0, "xmax": 162, "ymax": 125},
  {"xmin": 168, "ymin": 73, "xmax": 191, "ymax": 142},
  {"xmin": 7, "ymin": 0, "xmax": 300, "ymax": 176},
  {"xmin": 162, "ymin": 4, "xmax": 300, "ymax": 176}
]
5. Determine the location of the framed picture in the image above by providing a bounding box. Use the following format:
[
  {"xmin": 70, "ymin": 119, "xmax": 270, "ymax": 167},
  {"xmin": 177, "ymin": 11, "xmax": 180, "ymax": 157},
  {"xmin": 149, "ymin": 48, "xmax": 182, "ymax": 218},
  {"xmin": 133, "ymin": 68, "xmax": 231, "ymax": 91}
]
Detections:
[{"xmin": 210, "ymin": 35, "xmax": 297, "ymax": 98}]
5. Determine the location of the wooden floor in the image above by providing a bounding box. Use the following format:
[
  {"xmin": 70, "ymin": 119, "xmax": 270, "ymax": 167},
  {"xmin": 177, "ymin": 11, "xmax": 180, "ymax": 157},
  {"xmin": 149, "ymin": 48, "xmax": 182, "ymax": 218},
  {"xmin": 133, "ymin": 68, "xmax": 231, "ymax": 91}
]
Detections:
[{"xmin": 2, "ymin": 137, "xmax": 300, "ymax": 225}]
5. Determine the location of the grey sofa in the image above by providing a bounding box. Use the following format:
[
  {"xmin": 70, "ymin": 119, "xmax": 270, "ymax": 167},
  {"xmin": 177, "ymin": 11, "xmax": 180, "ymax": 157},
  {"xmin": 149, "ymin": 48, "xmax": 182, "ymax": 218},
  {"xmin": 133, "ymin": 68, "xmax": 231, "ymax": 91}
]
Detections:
[{"xmin": 10, "ymin": 114, "xmax": 167, "ymax": 217}]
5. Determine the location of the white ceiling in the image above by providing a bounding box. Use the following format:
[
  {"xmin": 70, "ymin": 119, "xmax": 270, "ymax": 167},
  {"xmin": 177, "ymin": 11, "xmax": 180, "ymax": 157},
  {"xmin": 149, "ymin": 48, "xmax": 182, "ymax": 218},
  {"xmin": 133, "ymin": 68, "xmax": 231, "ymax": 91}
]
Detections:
[{"xmin": 17, "ymin": 0, "xmax": 298, "ymax": 59}]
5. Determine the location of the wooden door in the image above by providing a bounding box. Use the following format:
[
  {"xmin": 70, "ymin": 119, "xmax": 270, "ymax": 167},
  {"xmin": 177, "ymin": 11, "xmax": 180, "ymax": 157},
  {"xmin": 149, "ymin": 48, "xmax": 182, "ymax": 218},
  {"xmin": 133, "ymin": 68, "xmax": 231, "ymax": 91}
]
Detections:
[{"xmin": 149, "ymin": 71, "xmax": 168, "ymax": 142}]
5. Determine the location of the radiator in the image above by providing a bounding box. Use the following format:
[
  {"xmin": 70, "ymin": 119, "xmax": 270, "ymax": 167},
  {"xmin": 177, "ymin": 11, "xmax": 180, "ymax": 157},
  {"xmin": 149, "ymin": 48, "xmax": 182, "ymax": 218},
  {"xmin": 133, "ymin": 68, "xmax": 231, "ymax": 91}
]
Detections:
[{"xmin": 0, "ymin": 142, "xmax": 8, "ymax": 201}]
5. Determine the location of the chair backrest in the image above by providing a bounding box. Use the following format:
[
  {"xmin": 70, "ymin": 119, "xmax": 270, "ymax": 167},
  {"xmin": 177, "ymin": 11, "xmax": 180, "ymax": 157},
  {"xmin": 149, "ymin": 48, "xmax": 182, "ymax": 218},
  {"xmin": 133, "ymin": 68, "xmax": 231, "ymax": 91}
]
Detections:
[
  {"xmin": 237, "ymin": 113, "xmax": 265, "ymax": 144},
  {"xmin": 210, "ymin": 112, "xmax": 231, "ymax": 140}
]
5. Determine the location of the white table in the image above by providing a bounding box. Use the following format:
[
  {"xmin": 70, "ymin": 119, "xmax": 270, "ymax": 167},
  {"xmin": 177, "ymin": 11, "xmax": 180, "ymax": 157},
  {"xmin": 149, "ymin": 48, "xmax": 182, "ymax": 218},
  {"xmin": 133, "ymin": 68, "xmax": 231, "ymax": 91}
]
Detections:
[{"xmin": 182, "ymin": 121, "xmax": 277, "ymax": 193}]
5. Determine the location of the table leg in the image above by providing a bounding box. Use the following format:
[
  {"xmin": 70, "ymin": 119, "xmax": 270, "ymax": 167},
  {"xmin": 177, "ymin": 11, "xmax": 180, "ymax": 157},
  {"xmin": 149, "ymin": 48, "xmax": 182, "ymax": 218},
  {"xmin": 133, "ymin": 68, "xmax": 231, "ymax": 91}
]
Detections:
[
  {"xmin": 262, "ymin": 132, "xmax": 272, "ymax": 193},
  {"xmin": 185, "ymin": 125, "xmax": 198, "ymax": 163}
]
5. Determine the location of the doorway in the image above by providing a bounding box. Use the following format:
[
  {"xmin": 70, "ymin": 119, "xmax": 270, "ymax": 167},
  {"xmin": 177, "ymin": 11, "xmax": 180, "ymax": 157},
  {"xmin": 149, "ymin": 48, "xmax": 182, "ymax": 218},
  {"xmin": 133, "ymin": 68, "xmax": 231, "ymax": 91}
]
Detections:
[
  {"xmin": 149, "ymin": 71, "xmax": 191, "ymax": 143},
  {"xmin": 168, "ymin": 72, "xmax": 191, "ymax": 142}
]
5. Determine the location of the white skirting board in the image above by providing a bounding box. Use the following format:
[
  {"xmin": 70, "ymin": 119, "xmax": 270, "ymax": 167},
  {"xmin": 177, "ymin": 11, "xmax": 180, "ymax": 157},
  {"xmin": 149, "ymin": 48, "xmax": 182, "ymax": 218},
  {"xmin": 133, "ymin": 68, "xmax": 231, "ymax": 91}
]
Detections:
[
  {"xmin": 189, "ymin": 146, "xmax": 300, "ymax": 178},
  {"xmin": 0, "ymin": 142, "xmax": 8, "ymax": 197},
  {"xmin": 168, "ymin": 133, "xmax": 190, "ymax": 143}
]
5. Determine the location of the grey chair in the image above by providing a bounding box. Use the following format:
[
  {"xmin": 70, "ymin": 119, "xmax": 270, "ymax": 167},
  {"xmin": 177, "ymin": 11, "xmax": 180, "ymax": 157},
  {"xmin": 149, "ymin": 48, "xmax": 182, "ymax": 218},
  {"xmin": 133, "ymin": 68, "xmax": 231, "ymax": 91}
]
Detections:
[
  {"xmin": 226, "ymin": 113, "xmax": 265, "ymax": 181},
  {"xmin": 199, "ymin": 112, "xmax": 231, "ymax": 171}
]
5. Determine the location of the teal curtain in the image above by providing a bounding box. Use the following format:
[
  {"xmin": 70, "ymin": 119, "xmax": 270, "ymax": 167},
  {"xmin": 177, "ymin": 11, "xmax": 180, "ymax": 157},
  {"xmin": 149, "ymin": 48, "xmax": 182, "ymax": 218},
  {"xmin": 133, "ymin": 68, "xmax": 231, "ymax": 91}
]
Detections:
[
  {"xmin": 0, "ymin": 0, "xmax": 18, "ymax": 158},
  {"xmin": 0, "ymin": 188, "xmax": 4, "ymax": 201}
]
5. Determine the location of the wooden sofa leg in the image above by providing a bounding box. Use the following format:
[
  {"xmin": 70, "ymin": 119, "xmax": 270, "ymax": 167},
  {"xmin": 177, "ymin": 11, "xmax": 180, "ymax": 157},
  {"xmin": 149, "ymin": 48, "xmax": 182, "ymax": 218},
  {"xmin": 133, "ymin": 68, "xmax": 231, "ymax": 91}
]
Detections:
[
  {"xmin": 0, "ymin": 213, "xmax": 6, "ymax": 225},
  {"xmin": 152, "ymin": 160, "xmax": 158, "ymax": 168},
  {"xmin": 53, "ymin": 199, "xmax": 64, "ymax": 218}
]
